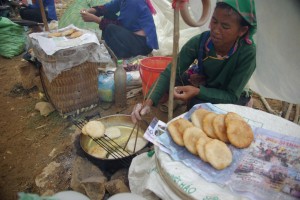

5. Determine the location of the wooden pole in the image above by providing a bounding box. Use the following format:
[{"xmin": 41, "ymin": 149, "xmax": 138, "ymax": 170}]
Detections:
[
  {"xmin": 38, "ymin": 0, "xmax": 49, "ymax": 31},
  {"xmin": 168, "ymin": 3, "xmax": 180, "ymax": 121},
  {"xmin": 294, "ymin": 104, "xmax": 300, "ymax": 124},
  {"xmin": 284, "ymin": 103, "xmax": 293, "ymax": 120},
  {"xmin": 259, "ymin": 94, "xmax": 280, "ymax": 116}
]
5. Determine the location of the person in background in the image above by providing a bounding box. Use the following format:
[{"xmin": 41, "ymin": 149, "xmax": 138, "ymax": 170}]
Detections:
[
  {"xmin": 19, "ymin": 0, "xmax": 57, "ymax": 23},
  {"xmin": 131, "ymin": 0, "xmax": 257, "ymax": 123},
  {"xmin": 80, "ymin": 0, "xmax": 158, "ymax": 59}
]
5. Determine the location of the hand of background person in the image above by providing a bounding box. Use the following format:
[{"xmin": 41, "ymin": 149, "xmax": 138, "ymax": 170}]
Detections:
[
  {"xmin": 173, "ymin": 86, "xmax": 199, "ymax": 101},
  {"xmin": 131, "ymin": 99, "xmax": 153, "ymax": 123},
  {"xmin": 80, "ymin": 9, "xmax": 101, "ymax": 23},
  {"xmin": 18, "ymin": 2, "xmax": 28, "ymax": 7},
  {"xmin": 80, "ymin": 7, "xmax": 96, "ymax": 14}
]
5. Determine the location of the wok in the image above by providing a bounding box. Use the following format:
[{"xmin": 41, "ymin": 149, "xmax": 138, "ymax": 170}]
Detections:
[{"xmin": 79, "ymin": 114, "xmax": 151, "ymax": 170}]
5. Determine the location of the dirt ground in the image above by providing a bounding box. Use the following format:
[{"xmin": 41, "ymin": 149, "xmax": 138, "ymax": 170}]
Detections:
[{"xmin": 0, "ymin": 54, "xmax": 297, "ymax": 200}]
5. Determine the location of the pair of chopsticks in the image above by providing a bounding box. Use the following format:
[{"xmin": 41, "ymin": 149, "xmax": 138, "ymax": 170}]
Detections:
[{"xmin": 122, "ymin": 70, "xmax": 160, "ymax": 153}]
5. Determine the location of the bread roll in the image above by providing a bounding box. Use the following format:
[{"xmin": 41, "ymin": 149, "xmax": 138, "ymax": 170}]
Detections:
[{"xmin": 167, "ymin": 118, "xmax": 194, "ymax": 146}]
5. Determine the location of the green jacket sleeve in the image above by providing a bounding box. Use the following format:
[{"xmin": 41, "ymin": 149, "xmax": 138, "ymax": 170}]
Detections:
[{"xmin": 148, "ymin": 34, "xmax": 202, "ymax": 106}]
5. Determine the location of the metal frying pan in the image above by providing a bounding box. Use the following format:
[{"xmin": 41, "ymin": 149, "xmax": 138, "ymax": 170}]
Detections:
[{"xmin": 79, "ymin": 114, "xmax": 150, "ymax": 168}]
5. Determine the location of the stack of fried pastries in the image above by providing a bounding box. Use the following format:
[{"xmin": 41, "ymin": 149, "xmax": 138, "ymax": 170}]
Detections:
[
  {"xmin": 48, "ymin": 28, "xmax": 83, "ymax": 39},
  {"xmin": 167, "ymin": 108, "xmax": 254, "ymax": 170}
]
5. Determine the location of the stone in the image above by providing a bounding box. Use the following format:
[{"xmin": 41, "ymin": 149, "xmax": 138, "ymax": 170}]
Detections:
[
  {"xmin": 35, "ymin": 102, "xmax": 55, "ymax": 116},
  {"xmin": 70, "ymin": 156, "xmax": 107, "ymax": 200},
  {"xmin": 18, "ymin": 61, "xmax": 39, "ymax": 90},
  {"xmin": 110, "ymin": 168, "xmax": 129, "ymax": 186},
  {"xmin": 105, "ymin": 179, "xmax": 130, "ymax": 196}
]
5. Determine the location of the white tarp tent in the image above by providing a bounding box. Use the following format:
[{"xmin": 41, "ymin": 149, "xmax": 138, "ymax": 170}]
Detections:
[{"xmin": 151, "ymin": 0, "xmax": 300, "ymax": 104}]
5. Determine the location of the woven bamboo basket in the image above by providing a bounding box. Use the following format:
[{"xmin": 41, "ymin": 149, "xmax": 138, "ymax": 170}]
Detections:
[{"xmin": 40, "ymin": 62, "xmax": 99, "ymax": 115}]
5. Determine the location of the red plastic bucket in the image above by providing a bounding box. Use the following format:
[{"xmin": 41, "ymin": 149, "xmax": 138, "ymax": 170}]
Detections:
[{"xmin": 139, "ymin": 56, "xmax": 172, "ymax": 96}]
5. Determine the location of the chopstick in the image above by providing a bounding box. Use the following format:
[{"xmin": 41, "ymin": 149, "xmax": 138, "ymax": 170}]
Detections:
[{"xmin": 123, "ymin": 73, "xmax": 160, "ymax": 151}]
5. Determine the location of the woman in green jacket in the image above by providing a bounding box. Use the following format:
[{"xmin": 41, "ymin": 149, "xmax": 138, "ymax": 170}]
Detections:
[{"xmin": 132, "ymin": 0, "xmax": 257, "ymax": 123}]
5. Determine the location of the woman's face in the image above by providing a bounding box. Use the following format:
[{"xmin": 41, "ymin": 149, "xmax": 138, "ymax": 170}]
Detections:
[{"xmin": 210, "ymin": 7, "xmax": 248, "ymax": 51}]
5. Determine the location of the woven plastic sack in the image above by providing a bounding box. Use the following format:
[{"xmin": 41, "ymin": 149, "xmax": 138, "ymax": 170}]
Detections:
[{"xmin": 0, "ymin": 17, "xmax": 26, "ymax": 58}]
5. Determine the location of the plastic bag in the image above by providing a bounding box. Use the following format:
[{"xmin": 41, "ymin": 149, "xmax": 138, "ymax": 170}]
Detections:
[
  {"xmin": 0, "ymin": 17, "xmax": 26, "ymax": 58},
  {"xmin": 98, "ymin": 71, "xmax": 115, "ymax": 102}
]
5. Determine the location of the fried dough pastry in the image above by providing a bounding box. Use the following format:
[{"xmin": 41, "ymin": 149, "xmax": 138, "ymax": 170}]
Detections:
[
  {"xmin": 183, "ymin": 126, "xmax": 207, "ymax": 155},
  {"xmin": 205, "ymin": 139, "xmax": 232, "ymax": 170},
  {"xmin": 88, "ymin": 145, "xmax": 107, "ymax": 159},
  {"xmin": 70, "ymin": 31, "xmax": 83, "ymax": 39},
  {"xmin": 226, "ymin": 119, "xmax": 254, "ymax": 148},
  {"xmin": 202, "ymin": 112, "xmax": 218, "ymax": 139},
  {"xmin": 48, "ymin": 32, "xmax": 62, "ymax": 38},
  {"xmin": 167, "ymin": 118, "xmax": 194, "ymax": 146},
  {"xmin": 196, "ymin": 135, "xmax": 212, "ymax": 162},
  {"xmin": 61, "ymin": 28, "xmax": 76, "ymax": 36},
  {"xmin": 85, "ymin": 120, "xmax": 105, "ymax": 138},
  {"xmin": 213, "ymin": 114, "xmax": 229, "ymax": 143},
  {"xmin": 191, "ymin": 108, "xmax": 210, "ymax": 130}
]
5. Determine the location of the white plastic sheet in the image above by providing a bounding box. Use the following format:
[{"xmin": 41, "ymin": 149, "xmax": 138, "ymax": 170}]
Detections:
[
  {"xmin": 151, "ymin": 0, "xmax": 214, "ymax": 56},
  {"xmin": 250, "ymin": 0, "xmax": 300, "ymax": 104}
]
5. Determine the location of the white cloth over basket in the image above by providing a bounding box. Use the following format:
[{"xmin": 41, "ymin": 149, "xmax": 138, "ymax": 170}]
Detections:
[
  {"xmin": 29, "ymin": 24, "xmax": 112, "ymax": 82},
  {"xmin": 128, "ymin": 104, "xmax": 300, "ymax": 200}
]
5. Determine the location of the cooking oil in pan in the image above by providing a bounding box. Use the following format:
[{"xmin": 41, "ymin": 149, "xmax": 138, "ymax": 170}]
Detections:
[{"xmin": 86, "ymin": 125, "xmax": 147, "ymax": 159}]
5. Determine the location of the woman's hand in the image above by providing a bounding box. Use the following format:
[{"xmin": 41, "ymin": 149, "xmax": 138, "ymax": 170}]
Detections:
[
  {"xmin": 173, "ymin": 86, "xmax": 200, "ymax": 101},
  {"xmin": 131, "ymin": 99, "xmax": 153, "ymax": 123},
  {"xmin": 80, "ymin": 9, "xmax": 101, "ymax": 23}
]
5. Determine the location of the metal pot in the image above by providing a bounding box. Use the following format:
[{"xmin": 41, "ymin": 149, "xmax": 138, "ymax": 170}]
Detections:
[{"xmin": 79, "ymin": 114, "xmax": 150, "ymax": 170}]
